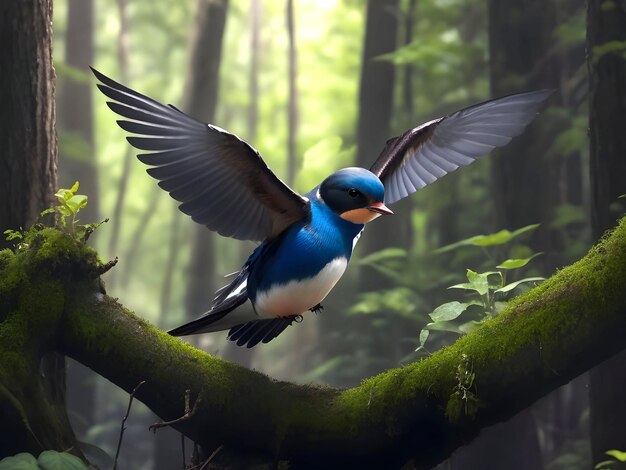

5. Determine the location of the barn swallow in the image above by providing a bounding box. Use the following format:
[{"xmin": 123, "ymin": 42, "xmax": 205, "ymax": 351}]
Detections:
[{"xmin": 93, "ymin": 68, "xmax": 551, "ymax": 347}]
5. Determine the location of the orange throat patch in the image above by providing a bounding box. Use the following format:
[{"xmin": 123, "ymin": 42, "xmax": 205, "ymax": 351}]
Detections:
[{"xmin": 340, "ymin": 208, "xmax": 382, "ymax": 224}]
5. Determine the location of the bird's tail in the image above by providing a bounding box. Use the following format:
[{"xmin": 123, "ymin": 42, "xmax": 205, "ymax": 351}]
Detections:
[{"xmin": 168, "ymin": 265, "xmax": 253, "ymax": 336}]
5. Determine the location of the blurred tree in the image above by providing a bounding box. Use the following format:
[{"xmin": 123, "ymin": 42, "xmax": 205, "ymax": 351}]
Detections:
[
  {"xmin": 107, "ymin": 0, "xmax": 132, "ymax": 284},
  {"xmin": 587, "ymin": 0, "xmax": 626, "ymax": 464},
  {"xmin": 182, "ymin": 0, "xmax": 228, "ymax": 329},
  {"xmin": 488, "ymin": 0, "xmax": 565, "ymax": 272},
  {"xmin": 247, "ymin": 0, "xmax": 261, "ymax": 144},
  {"xmin": 57, "ymin": 0, "xmax": 99, "ymax": 440},
  {"xmin": 154, "ymin": 0, "xmax": 230, "ymax": 467},
  {"xmin": 57, "ymin": 0, "xmax": 98, "ymax": 223},
  {"xmin": 286, "ymin": 0, "xmax": 298, "ymax": 188},
  {"xmin": 219, "ymin": 0, "xmax": 261, "ymax": 370},
  {"xmin": 355, "ymin": 0, "xmax": 406, "ymax": 287}
]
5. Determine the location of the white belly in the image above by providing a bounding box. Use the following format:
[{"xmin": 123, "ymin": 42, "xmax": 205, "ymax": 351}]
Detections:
[{"xmin": 254, "ymin": 257, "xmax": 348, "ymax": 318}]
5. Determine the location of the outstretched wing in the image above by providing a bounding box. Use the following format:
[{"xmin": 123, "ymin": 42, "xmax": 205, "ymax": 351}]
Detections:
[
  {"xmin": 370, "ymin": 90, "xmax": 553, "ymax": 205},
  {"xmin": 92, "ymin": 68, "xmax": 309, "ymax": 242}
]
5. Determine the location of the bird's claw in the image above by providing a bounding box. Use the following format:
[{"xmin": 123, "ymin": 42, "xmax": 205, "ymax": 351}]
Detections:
[{"xmin": 309, "ymin": 303, "xmax": 324, "ymax": 314}]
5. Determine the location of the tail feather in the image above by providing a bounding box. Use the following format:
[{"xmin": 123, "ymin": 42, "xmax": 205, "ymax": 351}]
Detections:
[
  {"xmin": 168, "ymin": 264, "xmax": 251, "ymax": 336},
  {"xmin": 227, "ymin": 315, "xmax": 300, "ymax": 348}
]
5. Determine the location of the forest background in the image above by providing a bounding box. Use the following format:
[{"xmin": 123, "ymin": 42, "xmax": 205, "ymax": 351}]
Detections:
[{"xmin": 3, "ymin": 0, "xmax": 625, "ymax": 468}]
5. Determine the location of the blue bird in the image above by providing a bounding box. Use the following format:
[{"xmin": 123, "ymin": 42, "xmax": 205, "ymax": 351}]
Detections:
[{"xmin": 92, "ymin": 68, "xmax": 551, "ymax": 348}]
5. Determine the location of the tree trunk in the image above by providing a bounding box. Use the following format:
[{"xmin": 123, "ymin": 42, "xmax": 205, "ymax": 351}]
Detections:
[
  {"xmin": 488, "ymin": 0, "xmax": 565, "ymax": 272},
  {"xmin": 355, "ymin": 0, "xmax": 407, "ymax": 288},
  {"xmin": 286, "ymin": 0, "xmax": 299, "ymax": 188},
  {"xmin": 0, "ymin": 0, "xmax": 83, "ymax": 461},
  {"xmin": 2, "ymin": 217, "xmax": 626, "ymax": 467},
  {"xmin": 587, "ymin": 0, "xmax": 626, "ymax": 463},
  {"xmin": 0, "ymin": 0, "xmax": 58, "ymax": 246},
  {"xmin": 107, "ymin": 0, "xmax": 132, "ymax": 284},
  {"xmin": 179, "ymin": 0, "xmax": 228, "ymax": 323},
  {"xmin": 247, "ymin": 0, "xmax": 261, "ymax": 144}
]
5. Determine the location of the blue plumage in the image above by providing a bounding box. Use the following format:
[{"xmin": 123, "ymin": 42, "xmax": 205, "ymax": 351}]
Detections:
[{"xmin": 92, "ymin": 67, "xmax": 552, "ymax": 347}]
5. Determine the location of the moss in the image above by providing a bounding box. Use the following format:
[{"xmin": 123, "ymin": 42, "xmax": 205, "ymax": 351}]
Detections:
[
  {"xmin": 329, "ymin": 218, "xmax": 626, "ymax": 434},
  {"xmin": 0, "ymin": 249, "xmax": 13, "ymax": 268},
  {"xmin": 0, "ymin": 227, "xmax": 105, "ymax": 458}
]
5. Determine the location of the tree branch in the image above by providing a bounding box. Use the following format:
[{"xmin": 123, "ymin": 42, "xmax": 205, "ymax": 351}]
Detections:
[{"xmin": 1, "ymin": 218, "xmax": 626, "ymax": 468}]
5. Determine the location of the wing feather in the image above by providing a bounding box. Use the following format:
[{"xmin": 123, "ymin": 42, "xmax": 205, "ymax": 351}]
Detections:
[
  {"xmin": 370, "ymin": 90, "xmax": 553, "ymax": 204},
  {"xmin": 93, "ymin": 67, "xmax": 309, "ymax": 241}
]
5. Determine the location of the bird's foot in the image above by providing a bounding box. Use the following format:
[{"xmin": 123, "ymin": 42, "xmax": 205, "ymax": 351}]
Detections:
[{"xmin": 309, "ymin": 303, "xmax": 324, "ymax": 314}]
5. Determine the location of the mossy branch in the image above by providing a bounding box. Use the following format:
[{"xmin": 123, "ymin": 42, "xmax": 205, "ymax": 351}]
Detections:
[{"xmin": 1, "ymin": 219, "xmax": 626, "ymax": 468}]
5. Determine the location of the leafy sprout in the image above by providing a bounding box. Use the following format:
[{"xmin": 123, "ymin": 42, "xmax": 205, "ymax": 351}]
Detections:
[
  {"xmin": 416, "ymin": 224, "xmax": 545, "ymax": 353},
  {"xmin": 3, "ymin": 182, "xmax": 106, "ymax": 248}
]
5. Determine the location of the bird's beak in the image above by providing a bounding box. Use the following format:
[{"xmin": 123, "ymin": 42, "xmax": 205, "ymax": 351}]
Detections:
[{"xmin": 367, "ymin": 201, "xmax": 394, "ymax": 215}]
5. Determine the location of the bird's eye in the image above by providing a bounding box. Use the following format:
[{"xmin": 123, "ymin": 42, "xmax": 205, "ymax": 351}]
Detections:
[{"xmin": 348, "ymin": 188, "xmax": 359, "ymax": 198}]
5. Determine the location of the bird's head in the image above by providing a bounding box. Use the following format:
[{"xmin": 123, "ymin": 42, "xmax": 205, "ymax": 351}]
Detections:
[{"xmin": 318, "ymin": 167, "xmax": 393, "ymax": 224}]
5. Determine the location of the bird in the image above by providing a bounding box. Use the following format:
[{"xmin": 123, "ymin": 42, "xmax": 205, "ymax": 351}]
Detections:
[{"xmin": 92, "ymin": 67, "xmax": 552, "ymax": 348}]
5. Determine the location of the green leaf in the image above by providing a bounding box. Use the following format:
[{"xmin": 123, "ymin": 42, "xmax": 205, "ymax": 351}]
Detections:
[
  {"xmin": 66, "ymin": 195, "xmax": 88, "ymax": 214},
  {"xmin": 495, "ymin": 277, "xmax": 545, "ymax": 294},
  {"xmin": 357, "ymin": 247, "xmax": 407, "ymax": 266},
  {"xmin": 415, "ymin": 329, "xmax": 430, "ymax": 352},
  {"xmin": 57, "ymin": 205, "xmax": 73, "ymax": 217},
  {"xmin": 459, "ymin": 320, "xmax": 481, "ymax": 334},
  {"xmin": 496, "ymin": 252, "xmax": 543, "ymax": 270},
  {"xmin": 435, "ymin": 224, "xmax": 540, "ymax": 252},
  {"xmin": 40, "ymin": 208, "xmax": 56, "ymax": 217},
  {"xmin": 595, "ymin": 460, "xmax": 615, "ymax": 470},
  {"xmin": 428, "ymin": 301, "xmax": 469, "ymax": 322},
  {"xmin": 426, "ymin": 321, "xmax": 462, "ymax": 334},
  {"xmin": 38, "ymin": 450, "xmax": 89, "ymax": 470},
  {"xmin": 606, "ymin": 450, "xmax": 626, "ymax": 462},
  {"xmin": 449, "ymin": 270, "xmax": 500, "ymax": 296},
  {"xmin": 550, "ymin": 203, "xmax": 585, "ymax": 228},
  {"xmin": 4, "ymin": 229, "xmax": 23, "ymax": 241},
  {"xmin": 0, "ymin": 453, "xmax": 38, "ymax": 470}
]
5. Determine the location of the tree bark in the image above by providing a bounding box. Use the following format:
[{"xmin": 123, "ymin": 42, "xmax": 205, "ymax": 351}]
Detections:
[
  {"xmin": 587, "ymin": 0, "xmax": 626, "ymax": 463},
  {"xmin": 0, "ymin": 0, "xmax": 57, "ymax": 246},
  {"xmin": 2, "ymin": 217, "xmax": 625, "ymax": 467}
]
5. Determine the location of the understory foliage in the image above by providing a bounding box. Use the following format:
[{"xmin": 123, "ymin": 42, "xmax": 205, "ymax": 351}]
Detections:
[{"xmin": 351, "ymin": 222, "xmax": 546, "ymax": 357}]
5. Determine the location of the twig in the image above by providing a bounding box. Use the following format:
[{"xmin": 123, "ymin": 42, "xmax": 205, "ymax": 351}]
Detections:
[
  {"xmin": 149, "ymin": 389, "xmax": 201, "ymax": 433},
  {"xmin": 199, "ymin": 445, "xmax": 224, "ymax": 470},
  {"xmin": 113, "ymin": 380, "xmax": 146, "ymax": 470},
  {"xmin": 94, "ymin": 256, "xmax": 118, "ymax": 277}
]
